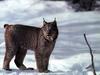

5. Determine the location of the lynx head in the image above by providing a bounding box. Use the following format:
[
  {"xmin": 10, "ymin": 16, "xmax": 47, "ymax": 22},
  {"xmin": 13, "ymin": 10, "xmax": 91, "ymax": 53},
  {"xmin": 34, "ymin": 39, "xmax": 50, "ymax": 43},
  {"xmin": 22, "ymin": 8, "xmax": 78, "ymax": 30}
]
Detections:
[{"xmin": 42, "ymin": 18, "xmax": 58, "ymax": 42}]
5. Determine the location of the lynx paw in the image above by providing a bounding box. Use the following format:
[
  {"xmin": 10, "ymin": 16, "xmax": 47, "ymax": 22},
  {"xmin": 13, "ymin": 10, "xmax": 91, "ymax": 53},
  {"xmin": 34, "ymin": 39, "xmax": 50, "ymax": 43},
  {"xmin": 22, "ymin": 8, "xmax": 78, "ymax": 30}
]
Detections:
[
  {"xmin": 26, "ymin": 68, "xmax": 34, "ymax": 70},
  {"xmin": 19, "ymin": 65, "xmax": 26, "ymax": 70},
  {"xmin": 3, "ymin": 68, "xmax": 12, "ymax": 71},
  {"xmin": 45, "ymin": 70, "xmax": 51, "ymax": 73}
]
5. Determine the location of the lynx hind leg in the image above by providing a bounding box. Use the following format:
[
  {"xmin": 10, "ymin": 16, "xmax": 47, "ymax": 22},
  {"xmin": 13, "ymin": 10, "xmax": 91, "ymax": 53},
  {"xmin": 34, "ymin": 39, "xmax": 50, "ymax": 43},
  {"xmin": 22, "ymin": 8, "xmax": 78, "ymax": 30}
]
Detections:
[
  {"xmin": 3, "ymin": 46, "xmax": 15, "ymax": 71},
  {"xmin": 14, "ymin": 48, "xmax": 34, "ymax": 70},
  {"xmin": 14, "ymin": 48, "xmax": 27, "ymax": 70}
]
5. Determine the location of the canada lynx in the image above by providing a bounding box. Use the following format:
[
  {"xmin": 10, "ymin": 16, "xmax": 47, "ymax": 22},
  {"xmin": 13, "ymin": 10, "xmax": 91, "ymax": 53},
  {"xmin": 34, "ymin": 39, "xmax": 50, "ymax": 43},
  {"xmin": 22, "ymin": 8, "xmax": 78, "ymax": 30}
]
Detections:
[{"xmin": 3, "ymin": 19, "xmax": 58, "ymax": 72}]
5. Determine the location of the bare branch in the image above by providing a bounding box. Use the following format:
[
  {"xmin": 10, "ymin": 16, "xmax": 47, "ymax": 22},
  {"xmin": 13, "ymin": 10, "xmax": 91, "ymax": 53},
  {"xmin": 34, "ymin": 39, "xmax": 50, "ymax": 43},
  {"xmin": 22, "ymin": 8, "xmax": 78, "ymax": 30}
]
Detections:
[{"xmin": 84, "ymin": 33, "xmax": 96, "ymax": 75}]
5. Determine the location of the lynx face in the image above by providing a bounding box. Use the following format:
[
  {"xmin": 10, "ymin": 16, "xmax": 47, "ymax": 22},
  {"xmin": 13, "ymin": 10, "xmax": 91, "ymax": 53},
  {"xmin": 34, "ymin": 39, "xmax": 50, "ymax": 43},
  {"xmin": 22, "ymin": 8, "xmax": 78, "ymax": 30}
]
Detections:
[{"xmin": 42, "ymin": 19, "xmax": 58, "ymax": 41}]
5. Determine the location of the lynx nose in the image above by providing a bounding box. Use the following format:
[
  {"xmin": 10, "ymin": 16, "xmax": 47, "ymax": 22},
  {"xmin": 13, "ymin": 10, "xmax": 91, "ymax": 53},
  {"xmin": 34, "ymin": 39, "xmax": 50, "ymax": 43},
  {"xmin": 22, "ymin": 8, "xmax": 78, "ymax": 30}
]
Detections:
[{"xmin": 47, "ymin": 34, "xmax": 50, "ymax": 36}]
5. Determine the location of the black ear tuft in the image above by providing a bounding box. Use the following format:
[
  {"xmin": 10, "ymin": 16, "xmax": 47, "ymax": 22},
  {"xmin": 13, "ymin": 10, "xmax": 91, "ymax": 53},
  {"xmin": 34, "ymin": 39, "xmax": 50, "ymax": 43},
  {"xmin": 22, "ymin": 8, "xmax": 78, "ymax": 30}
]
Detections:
[
  {"xmin": 53, "ymin": 18, "xmax": 57, "ymax": 24},
  {"xmin": 4, "ymin": 24, "xmax": 9, "ymax": 28},
  {"xmin": 43, "ymin": 18, "xmax": 47, "ymax": 25},
  {"xmin": 54, "ymin": 18, "xmax": 56, "ymax": 21},
  {"xmin": 43, "ymin": 18, "xmax": 45, "ymax": 22}
]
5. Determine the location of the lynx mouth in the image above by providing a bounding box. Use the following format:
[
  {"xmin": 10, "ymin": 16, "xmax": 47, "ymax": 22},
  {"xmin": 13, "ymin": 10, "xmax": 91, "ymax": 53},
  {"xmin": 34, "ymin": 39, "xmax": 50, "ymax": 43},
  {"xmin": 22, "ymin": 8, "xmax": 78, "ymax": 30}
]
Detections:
[
  {"xmin": 43, "ymin": 35, "xmax": 53, "ymax": 41},
  {"xmin": 42, "ymin": 30, "xmax": 53, "ymax": 41},
  {"xmin": 46, "ymin": 36, "xmax": 53, "ymax": 41}
]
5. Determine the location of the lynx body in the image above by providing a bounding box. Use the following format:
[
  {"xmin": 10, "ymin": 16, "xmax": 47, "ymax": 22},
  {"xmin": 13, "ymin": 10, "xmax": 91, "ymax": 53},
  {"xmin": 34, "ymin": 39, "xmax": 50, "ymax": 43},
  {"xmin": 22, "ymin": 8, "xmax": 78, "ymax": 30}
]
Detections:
[{"xmin": 3, "ymin": 19, "xmax": 58, "ymax": 72}]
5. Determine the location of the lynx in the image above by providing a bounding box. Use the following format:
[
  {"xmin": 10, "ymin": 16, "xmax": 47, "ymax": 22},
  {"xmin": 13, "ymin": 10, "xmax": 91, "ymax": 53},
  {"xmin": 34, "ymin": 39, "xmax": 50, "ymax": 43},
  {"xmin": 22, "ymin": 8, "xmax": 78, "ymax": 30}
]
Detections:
[{"xmin": 3, "ymin": 19, "xmax": 58, "ymax": 72}]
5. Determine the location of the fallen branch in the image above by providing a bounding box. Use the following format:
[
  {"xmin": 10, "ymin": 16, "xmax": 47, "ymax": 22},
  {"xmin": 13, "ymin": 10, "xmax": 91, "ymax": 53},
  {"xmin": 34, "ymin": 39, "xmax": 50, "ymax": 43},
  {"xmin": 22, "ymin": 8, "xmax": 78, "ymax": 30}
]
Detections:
[{"xmin": 84, "ymin": 33, "xmax": 96, "ymax": 75}]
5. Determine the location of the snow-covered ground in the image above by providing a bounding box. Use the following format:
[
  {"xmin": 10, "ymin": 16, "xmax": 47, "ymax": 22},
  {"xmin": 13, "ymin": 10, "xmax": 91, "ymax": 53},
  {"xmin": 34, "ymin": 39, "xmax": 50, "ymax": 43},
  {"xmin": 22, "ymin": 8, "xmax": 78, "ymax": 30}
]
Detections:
[{"xmin": 0, "ymin": 0, "xmax": 100, "ymax": 75}]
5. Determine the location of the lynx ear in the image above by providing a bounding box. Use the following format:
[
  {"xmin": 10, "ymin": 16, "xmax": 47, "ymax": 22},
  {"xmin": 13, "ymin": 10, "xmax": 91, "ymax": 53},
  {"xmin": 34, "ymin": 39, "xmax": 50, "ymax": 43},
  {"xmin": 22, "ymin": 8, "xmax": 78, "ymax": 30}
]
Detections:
[
  {"xmin": 54, "ymin": 18, "xmax": 56, "ymax": 21},
  {"xmin": 4, "ymin": 24, "xmax": 9, "ymax": 28},
  {"xmin": 53, "ymin": 18, "xmax": 57, "ymax": 24},
  {"xmin": 43, "ymin": 18, "xmax": 47, "ymax": 25}
]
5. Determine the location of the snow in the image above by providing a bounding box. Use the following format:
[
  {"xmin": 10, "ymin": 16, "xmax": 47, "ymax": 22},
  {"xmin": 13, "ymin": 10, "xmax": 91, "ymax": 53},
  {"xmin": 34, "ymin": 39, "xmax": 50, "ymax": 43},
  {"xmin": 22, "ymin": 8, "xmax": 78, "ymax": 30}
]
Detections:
[
  {"xmin": 0, "ymin": 53, "xmax": 100, "ymax": 75},
  {"xmin": 0, "ymin": 0, "xmax": 100, "ymax": 75},
  {"xmin": 0, "ymin": 42, "xmax": 5, "ymax": 48}
]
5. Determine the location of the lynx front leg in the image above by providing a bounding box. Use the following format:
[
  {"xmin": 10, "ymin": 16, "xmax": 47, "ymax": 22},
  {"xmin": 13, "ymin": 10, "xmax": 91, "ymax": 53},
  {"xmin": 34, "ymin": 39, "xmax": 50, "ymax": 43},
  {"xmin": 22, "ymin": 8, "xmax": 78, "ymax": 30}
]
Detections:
[
  {"xmin": 35, "ymin": 52, "xmax": 44, "ymax": 72},
  {"xmin": 42, "ymin": 53, "xmax": 51, "ymax": 73},
  {"xmin": 42, "ymin": 43, "xmax": 55, "ymax": 72},
  {"xmin": 35, "ymin": 51, "xmax": 51, "ymax": 72}
]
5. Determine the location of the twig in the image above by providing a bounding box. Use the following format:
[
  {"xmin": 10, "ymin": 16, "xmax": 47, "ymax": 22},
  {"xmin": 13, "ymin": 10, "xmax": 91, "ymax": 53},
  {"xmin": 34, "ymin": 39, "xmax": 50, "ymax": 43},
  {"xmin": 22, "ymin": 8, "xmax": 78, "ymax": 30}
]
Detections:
[{"xmin": 84, "ymin": 33, "xmax": 96, "ymax": 75}]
